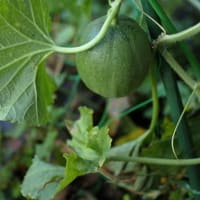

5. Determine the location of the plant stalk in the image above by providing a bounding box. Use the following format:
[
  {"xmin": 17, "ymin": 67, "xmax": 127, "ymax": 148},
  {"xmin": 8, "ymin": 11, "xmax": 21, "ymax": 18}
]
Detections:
[
  {"xmin": 107, "ymin": 155, "xmax": 200, "ymax": 166},
  {"xmin": 53, "ymin": 0, "xmax": 122, "ymax": 54},
  {"xmin": 156, "ymin": 22, "xmax": 200, "ymax": 45}
]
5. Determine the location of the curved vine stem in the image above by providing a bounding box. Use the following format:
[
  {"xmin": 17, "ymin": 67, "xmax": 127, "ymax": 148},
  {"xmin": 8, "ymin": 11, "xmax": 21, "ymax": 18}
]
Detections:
[
  {"xmin": 136, "ymin": 63, "xmax": 159, "ymax": 144},
  {"xmin": 108, "ymin": 60, "xmax": 159, "ymax": 173},
  {"xmin": 155, "ymin": 22, "xmax": 200, "ymax": 45},
  {"xmin": 171, "ymin": 86, "xmax": 197, "ymax": 159},
  {"xmin": 53, "ymin": 0, "xmax": 123, "ymax": 54},
  {"xmin": 115, "ymin": 62, "xmax": 159, "ymax": 173},
  {"xmin": 131, "ymin": 0, "xmax": 166, "ymax": 33},
  {"xmin": 149, "ymin": 64, "xmax": 159, "ymax": 132}
]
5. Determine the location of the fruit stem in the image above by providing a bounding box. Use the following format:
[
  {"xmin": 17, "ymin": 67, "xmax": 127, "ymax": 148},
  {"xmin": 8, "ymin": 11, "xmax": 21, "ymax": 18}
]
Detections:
[
  {"xmin": 155, "ymin": 22, "xmax": 200, "ymax": 45},
  {"xmin": 53, "ymin": 0, "xmax": 123, "ymax": 54},
  {"xmin": 111, "ymin": 0, "xmax": 122, "ymax": 25}
]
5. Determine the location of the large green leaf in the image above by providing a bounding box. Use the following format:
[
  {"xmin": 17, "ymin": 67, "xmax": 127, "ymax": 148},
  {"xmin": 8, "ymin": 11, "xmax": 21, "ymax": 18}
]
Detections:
[{"xmin": 0, "ymin": 0, "xmax": 55, "ymax": 125}]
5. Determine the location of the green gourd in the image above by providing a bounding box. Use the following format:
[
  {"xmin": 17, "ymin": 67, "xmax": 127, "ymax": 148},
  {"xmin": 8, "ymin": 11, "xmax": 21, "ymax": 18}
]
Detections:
[{"xmin": 76, "ymin": 16, "xmax": 153, "ymax": 97}]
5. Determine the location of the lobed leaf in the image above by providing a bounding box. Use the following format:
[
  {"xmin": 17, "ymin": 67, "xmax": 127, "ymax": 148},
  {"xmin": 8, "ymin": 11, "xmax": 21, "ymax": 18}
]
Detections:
[
  {"xmin": 0, "ymin": 0, "xmax": 55, "ymax": 125},
  {"xmin": 67, "ymin": 107, "xmax": 112, "ymax": 166},
  {"xmin": 58, "ymin": 107, "xmax": 112, "ymax": 191}
]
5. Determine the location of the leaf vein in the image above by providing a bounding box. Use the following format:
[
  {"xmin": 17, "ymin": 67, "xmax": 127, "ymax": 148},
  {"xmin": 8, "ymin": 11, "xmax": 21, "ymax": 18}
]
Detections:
[
  {"xmin": 3, "ymin": 82, "xmax": 33, "ymax": 121},
  {"xmin": 0, "ymin": 40, "xmax": 53, "ymax": 51},
  {"xmin": 0, "ymin": 57, "xmax": 31, "ymax": 91},
  {"xmin": 9, "ymin": 1, "xmax": 53, "ymax": 44},
  {"xmin": 29, "ymin": 0, "xmax": 36, "ymax": 24},
  {"xmin": 0, "ymin": 2, "xmax": 53, "ymax": 44},
  {"xmin": 0, "ymin": 15, "xmax": 31, "ymax": 41},
  {"xmin": 0, "ymin": 49, "xmax": 53, "ymax": 70}
]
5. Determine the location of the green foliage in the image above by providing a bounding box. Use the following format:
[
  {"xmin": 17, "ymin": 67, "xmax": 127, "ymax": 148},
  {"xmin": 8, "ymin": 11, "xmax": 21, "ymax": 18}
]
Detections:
[
  {"xmin": 67, "ymin": 107, "xmax": 111, "ymax": 166},
  {"xmin": 58, "ymin": 107, "xmax": 112, "ymax": 191},
  {"xmin": 21, "ymin": 156, "xmax": 64, "ymax": 200},
  {"xmin": 58, "ymin": 153, "xmax": 97, "ymax": 192},
  {"xmin": 1, "ymin": 0, "xmax": 200, "ymax": 199},
  {"xmin": 21, "ymin": 107, "xmax": 111, "ymax": 199},
  {"xmin": 0, "ymin": 0, "xmax": 55, "ymax": 125}
]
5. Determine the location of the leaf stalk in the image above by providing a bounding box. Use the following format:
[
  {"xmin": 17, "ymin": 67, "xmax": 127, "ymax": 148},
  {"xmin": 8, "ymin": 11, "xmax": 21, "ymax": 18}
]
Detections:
[
  {"xmin": 53, "ymin": 0, "xmax": 123, "ymax": 54},
  {"xmin": 156, "ymin": 22, "xmax": 200, "ymax": 45}
]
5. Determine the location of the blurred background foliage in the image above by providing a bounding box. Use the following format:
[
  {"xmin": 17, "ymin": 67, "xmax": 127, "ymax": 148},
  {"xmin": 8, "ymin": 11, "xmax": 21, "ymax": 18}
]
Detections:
[{"xmin": 0, "ymin": 0, "xmax": 200, "ymax": 199}]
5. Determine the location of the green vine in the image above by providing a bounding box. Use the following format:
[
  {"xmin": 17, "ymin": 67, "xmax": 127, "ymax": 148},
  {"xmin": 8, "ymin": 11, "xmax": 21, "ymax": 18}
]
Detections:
[
  {"xmin": 148, "ymin": 0, "xmax": 200, "ymax": 78},
  {"xmin": 171, "ymin": 86, "xmax": 197, "ymax": 159},
  {"xmin": 53, "ymin": 0, "xmax": 123, "ymax": 54},
  {"xmin": 107, "ymin": 155, "xmax": 200, "ymax": 166},
  {"xmin": 134, "ymin": 62, "xmax": 159, "ymax": 144},
  {"xmin": 108, "ymin": 62, "xmax": 159, "ymax": 170},
  {"xmin": 155, "ymin": 22, "xmax": 200, "ymax": 45}
]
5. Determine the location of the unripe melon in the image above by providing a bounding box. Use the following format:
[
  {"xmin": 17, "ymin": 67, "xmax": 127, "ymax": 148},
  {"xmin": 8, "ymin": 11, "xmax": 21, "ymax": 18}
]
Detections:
[{"xmin": 76, "ymin": 16, "xmax": 153, "ymax": 97}]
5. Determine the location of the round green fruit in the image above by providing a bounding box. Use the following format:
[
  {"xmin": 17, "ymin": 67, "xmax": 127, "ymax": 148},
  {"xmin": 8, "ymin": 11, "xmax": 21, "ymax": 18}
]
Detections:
[{"xmin": 76, "ymin": 16, "xmax": 153, "ymax": 97}]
